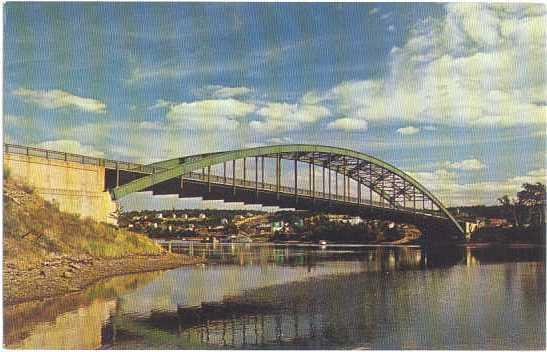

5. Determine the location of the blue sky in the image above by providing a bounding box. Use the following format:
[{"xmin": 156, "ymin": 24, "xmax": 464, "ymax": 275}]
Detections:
[{"xmin": 4, "ymin": 3, "xmax": 546, "ymax": 207}]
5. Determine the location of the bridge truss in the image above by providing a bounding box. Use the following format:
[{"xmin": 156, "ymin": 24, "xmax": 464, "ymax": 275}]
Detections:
[{"xmin": 109, "ymin": 145, "xmax": 465, "ymax": 236}]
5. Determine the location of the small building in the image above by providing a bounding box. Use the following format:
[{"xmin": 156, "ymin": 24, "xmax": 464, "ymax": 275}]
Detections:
[
  {"xmin": 272, "ymin": 221, "xmax": 284, "ymax": 232},
  {"xmin": 349, "ymin": 216, "xmax": 363, "ymax": 225}
]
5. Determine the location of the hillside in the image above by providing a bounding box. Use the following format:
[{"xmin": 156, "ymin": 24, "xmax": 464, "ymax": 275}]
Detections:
[
  {"xmin": 3, "ymin": 177, "xmax": 201, "ymax": 305},
  {"xmin": 3, "ymin": 178, "xmax": 163, "ymax": 269}
]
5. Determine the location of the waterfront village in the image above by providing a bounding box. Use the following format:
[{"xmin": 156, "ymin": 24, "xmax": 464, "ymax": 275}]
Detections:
[{"xmin": 118, "ymin": 208, "xmax": 528, "ymax": 245}]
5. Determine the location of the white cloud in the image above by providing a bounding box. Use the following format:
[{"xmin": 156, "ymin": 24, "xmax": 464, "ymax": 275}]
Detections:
[
  {"xmin": 388, "ymin": 25, "xmax": 395, "ymax": 32},
  {"xmin": 307, "ymin": 4, "xmax": 546, "ymax": 128},
  {"xmin": 250, "ymin": 103, "xmax": 330, "ymax": 132},
  {"xmin": 200, "ymin": 85, "xmax": 252, "ymax": 99},
  {"xmin": 396, "ymin": 126, "xmax": 420, "ymax": 135},
  {"xmin": 445, "ymin": 159, "xmax": 486, "ymax": 171},
  {"xmin": 410, "ymin": 168, "xmax": 546, "ymax": 206},
  {"xmin": 267, "ymin": 137, "xmax": 292, "ymax": 145},
  {"xmin": 139, "ymin": 121, "xmax": 162, "ymax": 130},
  {"xmin": 327, "ymin": 118, "xmax": 368, "ymax": 132},
  {"xmin": 12, "ymin": 88, "xmax": 106, "ymax": 113},
  {"xmin": 423, "ymin": 125, "xmax": 437, "ymax": 131},
  {"xmin": 166, "ymin": 99, "xmax": 256, "ymax": 130},
  {"xmin": 380, "ymin": 12, "xmax": 392, "ymax": 21},
  {"xmin": 33, "ymin": 139, "xmax": 104, "ymax": 158},
  {"xmin": 149, "ymin": 99, "xmax": 173, "ymax": 110}
]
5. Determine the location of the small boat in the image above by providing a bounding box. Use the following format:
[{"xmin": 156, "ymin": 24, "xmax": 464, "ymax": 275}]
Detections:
[{"xmin": 319, "ymin": 240, "xmax": 327, "ymax": 246}]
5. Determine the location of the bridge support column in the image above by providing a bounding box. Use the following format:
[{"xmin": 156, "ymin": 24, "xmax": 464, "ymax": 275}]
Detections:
[
  {"xmin": 207, "ymin": 166, "xmax": 211, "ymax": 192},
  {"xmin": 115, "ymin": 161, "xmax": 120, "ymax": 187},
  {"xmin": 322, "ymin": 164, "xmax": 325, "ymax": 197},
  {"xmin": 328, "ymin": 155, "xmax": 332, "ymax": 206},
  {"xmin": 311, "ymin": 157, "xmax": 315, "ymax": 204},
  {"xmin": 369, "ymin": 163, "xmax": 373, "ymax": 203},
  {"xmin": 308, "ymin": 159, "xmax": 312, "ymax": 197},
  {"xmin": 255, "ymin": 156, "xmax": 258, "ymax": 199},
  {"xmin": 243, "ymin": 158, "xmax": 246, "ymax": 184},
  {"xmin": 294, "ymin": 158, "xmax": 298, "ymax": 204},
  {"xmin": 261, "ymin": 156, "xmax": 265, "ymax": 189},
  {"xmin": 232, "ymin": 159, "xmax": 236, "ymax": 195},
  {"xmin": 358, "ymin": 178, "xmax": 361, "ymax": 204},
  {"xmin": 343, "ymin": 158, "xmax": 346, "ymax": 202},
  {"xmin": 335, "ymin": 166, "xmax": 339, "ymax": 200},
  {"xmin": 276, "ymin": 154, "xmax": 280, "ymax": 200}
]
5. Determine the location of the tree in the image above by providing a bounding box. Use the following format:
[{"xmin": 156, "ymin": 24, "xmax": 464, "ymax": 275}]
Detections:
[
  {"xmin": 517, "ymin": 182, "xmax": 546, "ymax": 225},
  {"xmin": 497, "ymin": 195, "xmax": 519, "ymax": 226}
]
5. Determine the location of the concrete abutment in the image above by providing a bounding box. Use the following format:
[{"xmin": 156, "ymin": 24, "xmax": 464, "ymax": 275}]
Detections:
[{"xmin": 4, "ymin": 152, "xmax": 117, "ymax": 224}]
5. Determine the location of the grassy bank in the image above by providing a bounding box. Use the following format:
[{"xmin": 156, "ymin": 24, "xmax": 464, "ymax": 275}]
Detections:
[
  {"xmin": 3, "ymin": 177, "xmax": 162, "ymax": 269},
  {"xmin": 3, "ymin": 177, "xmax": 202, "ymax": 305}
]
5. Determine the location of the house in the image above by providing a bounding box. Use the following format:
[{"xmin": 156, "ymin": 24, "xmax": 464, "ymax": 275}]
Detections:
[
  {"xmin": 272, "ymin": 221, "xmax": 284, "ymax": 232},
  {"xmin": 349, "ymin": 216, "xmax": 363, "ymax": 225}
]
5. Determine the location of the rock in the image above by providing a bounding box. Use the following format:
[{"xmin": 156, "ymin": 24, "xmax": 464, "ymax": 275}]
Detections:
[
  {"xmin": 40, "ymin": 270, "xmax": 47, "ymax": 277},
  {"xmin": 69, "ymin": 263, "xmax": 81, "ymax": 270},
  {"xmin": 62, "ymin": 271, "xmax": 73, "ymax": 278}
]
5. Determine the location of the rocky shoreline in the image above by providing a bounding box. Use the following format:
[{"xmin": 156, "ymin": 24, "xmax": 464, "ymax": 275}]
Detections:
[{"xmin": 3, "ymin": 252, "xmax": 204, "ymax": 306}]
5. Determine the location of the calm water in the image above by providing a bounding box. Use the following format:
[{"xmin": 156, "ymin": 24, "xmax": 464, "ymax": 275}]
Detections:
[{"xmin": 4, "ymin": 243, "xmax": 545, "ymax": 349}]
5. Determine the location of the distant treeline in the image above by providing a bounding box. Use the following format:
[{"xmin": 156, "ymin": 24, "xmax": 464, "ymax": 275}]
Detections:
[{"xmin": 448, "ymin": 205, "xmax": 506, "ymax": 219}]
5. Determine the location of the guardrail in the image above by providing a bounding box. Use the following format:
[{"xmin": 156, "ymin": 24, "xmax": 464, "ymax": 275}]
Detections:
[{"xmin": 4, "ymin": 143, "xmax": 163, "ymax": 174}]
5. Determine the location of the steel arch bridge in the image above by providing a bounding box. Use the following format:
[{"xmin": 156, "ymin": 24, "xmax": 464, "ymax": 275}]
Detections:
[{"xmin": 108, "ymin": 144, "xmax": 465, "ymax": 240}]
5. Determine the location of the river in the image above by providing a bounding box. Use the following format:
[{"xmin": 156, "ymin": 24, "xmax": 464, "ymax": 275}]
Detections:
[{"xmin": 4, "ymin": 243, "xmax": 545, "ymax": 349}]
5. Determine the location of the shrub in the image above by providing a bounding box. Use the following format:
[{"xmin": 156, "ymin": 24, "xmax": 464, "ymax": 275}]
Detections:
[{"xmin": 3, "ymin": 167, "xmax": 11, "ymax": 180}]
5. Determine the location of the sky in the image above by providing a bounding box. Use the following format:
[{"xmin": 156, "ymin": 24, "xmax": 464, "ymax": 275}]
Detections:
[{"xmin": 3, "ymin": 2, "xmax": 546, "ymax": 209}]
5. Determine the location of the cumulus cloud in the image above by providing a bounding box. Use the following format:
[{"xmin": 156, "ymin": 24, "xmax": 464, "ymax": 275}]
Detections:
[
  {"xmin": 327, "ymin": 118, "xmax": 368, "ymax": 132},
  {"xmin": 396, "ymin": 126, "xmax": 420, "ymax": 135},
  {"xmin": 250, "ymin": 103, "xmax": 330, "ymax": 132},
  {"xmin": 33, "ymin": 139, "xmax": 104, "ymax": 157},
  {"xmin": 12, "ymin": 88, "xmax": 106, "ymax": 113},
  {"xmin": 306, "ymin": 4, "xmax": 546, "ymax": 127},
  {"xmin": 445, "ymin": 159, "xmax": 486, "ymax": 171},
  {"xmin": 198, "ymin": 85, "xmax": 252, "ymax": 99},
  {"xmin": 267, "ymin": 136, "xmax": 292, "ymax": 145},
  {"xmin": 410, "ymin": 168, "xmax": 546, "ymax": 206},
  {"xmin": 149, "ymin": 99, "xmax": 173, "ymax": 110},
  {"xmin": 139, "ymin": 121, "xmax": 162, "ymax": 130},
  {"xmin": 166, "ymin": 99, "xmax": 256, "ymax": 130}
]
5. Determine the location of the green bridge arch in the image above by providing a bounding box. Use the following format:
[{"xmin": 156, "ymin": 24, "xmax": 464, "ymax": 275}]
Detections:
[{"xmin": 111, "ymin": 144, "xmax": 464, "ymax": 235}]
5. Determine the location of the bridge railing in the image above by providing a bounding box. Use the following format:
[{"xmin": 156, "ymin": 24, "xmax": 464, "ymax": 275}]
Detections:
[
  {"xmin": 183, "ymin": 171, "xmax": 445, "ymax": 218},
  {"xmin": 4, "ymin": 143, "xmax": 161, "ymax": 174}
]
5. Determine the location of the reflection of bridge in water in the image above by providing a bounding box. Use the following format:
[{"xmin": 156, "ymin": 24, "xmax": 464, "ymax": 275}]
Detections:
[
  {"xmin": 100, "ymin": 244, "xmax": 544, "ymax": 349},
  {"xmin": 101, "ymin": 246, "xmax": 472, "ymax": 349}
]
